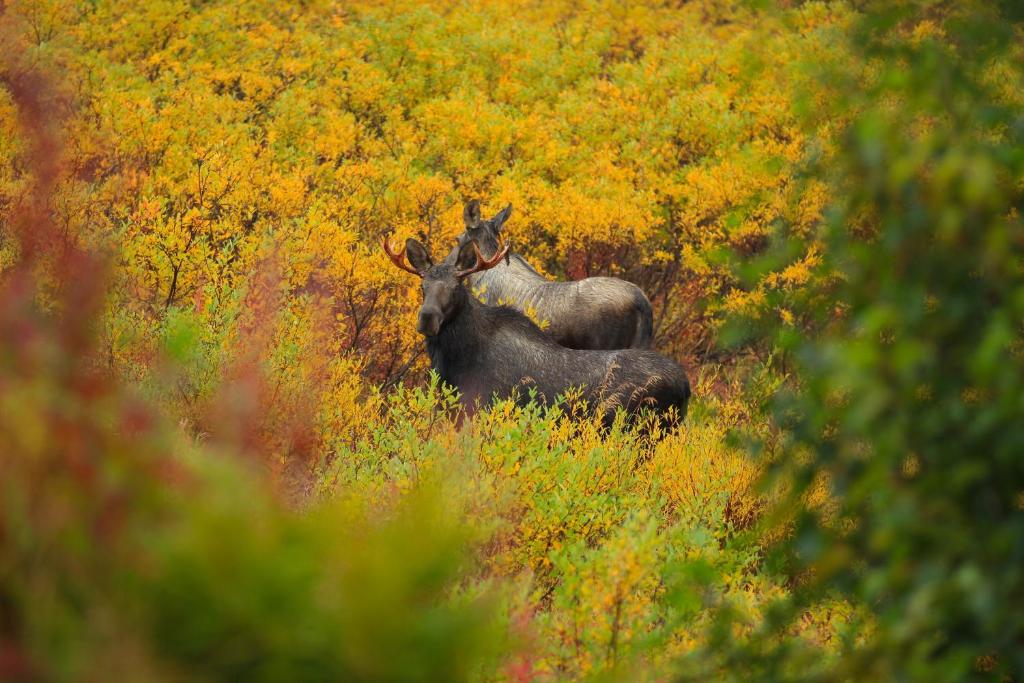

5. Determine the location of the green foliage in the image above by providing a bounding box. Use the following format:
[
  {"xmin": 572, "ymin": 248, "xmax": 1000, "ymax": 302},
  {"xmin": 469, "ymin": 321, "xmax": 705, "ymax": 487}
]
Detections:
[
  {"xmin": 140, "ymin": 478, "xmax": 498, "ymax": 683},
  {"xmin": 0, "ymin": 271, "xmax": 501, "ymax": 682},
  {"xmin": 708, "ymin": 1, "xmax": 1024, "ymax": 680},
  {"xmin": 316, "ymin": 377, "xmax": 799, "ymax": 678}
]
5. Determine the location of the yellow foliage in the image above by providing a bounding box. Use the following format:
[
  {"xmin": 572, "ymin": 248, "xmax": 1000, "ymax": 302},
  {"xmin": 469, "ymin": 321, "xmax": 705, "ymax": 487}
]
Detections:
[
  {"xmin": 0, "ymin": 0, "xmax": 851, "ymax": 376},
  {"xmin": 0, "ymin": 1, "xmax": 859, "ymax": 678}
]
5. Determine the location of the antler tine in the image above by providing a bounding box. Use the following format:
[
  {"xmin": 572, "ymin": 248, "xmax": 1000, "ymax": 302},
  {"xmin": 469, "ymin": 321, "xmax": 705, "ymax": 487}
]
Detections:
[
  {"xmin": 455, "ymin": 240, "xmax": 511, "ymax": 278},
  {"xmin": 382, "ymin": 235, "xmax": 422, "ymax": 277}
]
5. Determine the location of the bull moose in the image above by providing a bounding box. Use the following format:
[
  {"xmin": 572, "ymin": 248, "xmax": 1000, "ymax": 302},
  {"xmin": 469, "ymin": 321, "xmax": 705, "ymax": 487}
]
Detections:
[
  {"xmin": 453, "ymin": 200, "xmax": 654, "ymax": 350},
  {"xmin": 383, "ymin": 236, "xmax": 690, "ymax": 426}
]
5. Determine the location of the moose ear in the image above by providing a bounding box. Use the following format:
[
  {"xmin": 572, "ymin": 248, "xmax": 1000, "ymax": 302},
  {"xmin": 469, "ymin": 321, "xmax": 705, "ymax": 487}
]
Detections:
[
  {"xmin": 405, "ymin": 238, "xmax": 433, "ymax": 273},
  {"xmin": 463, "ymin": 199, "xmax": 481, "ymax": 227},
  {"xmin": 490, "ymin": 203, "xmax": 512, "ymax": 232},
  {"xmin": 454, "ymin": 240, "xmax": 480, "ymax": 273}
]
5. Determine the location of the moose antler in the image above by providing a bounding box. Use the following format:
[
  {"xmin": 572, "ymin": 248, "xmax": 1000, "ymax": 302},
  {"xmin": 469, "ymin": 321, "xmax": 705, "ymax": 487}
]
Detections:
[
  {"xmin": 455, "ymin": 240, "xmax": 511, "ymax": 278},
  {"xmin": 382, "ymin": 235, "xmax": 422, "ymax": 276}
]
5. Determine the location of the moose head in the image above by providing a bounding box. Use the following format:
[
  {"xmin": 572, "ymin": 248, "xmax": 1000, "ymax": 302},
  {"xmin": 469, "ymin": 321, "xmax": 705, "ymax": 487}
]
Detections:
[
  {"xmin": 383, "ymin": 236, "xmax": 510, "ymax": 336},
  {"xmin": 456, "ymin": 199, "xmax": 512, "ymax": 257}
]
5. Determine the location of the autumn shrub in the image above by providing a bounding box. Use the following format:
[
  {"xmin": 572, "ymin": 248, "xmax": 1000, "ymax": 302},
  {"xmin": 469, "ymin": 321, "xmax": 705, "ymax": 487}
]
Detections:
[
  {"xmin": 8, "ymin": 1, "xmax": 1020, "ymax": 681},
  {"xmin": 693, "ymin": 1, "xmax": 1024, "ymax": 680},
  {"xmin": 0, "ymin": 0, "xmax": 852, "ymax": 404},
  {"xmin": 0, "ymin": 50, "xmax": 805, "ymax": 674},
  {"xmin": 0, "ymin": 70, "xmax": 502, "ymax": 683},
  {"xmin": 310, "ymin": 371, "xmax": 791, "ymax": 679}
]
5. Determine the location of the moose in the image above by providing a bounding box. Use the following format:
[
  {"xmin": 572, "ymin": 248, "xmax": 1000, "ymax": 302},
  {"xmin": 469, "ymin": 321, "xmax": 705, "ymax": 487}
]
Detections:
[
  {"xmin": 453, "ymin": 200, "xmax": 654, "ymax": 350},
  {"xmin": 383, "ymin": 236, "xmax": 690, "ymax": 426}
]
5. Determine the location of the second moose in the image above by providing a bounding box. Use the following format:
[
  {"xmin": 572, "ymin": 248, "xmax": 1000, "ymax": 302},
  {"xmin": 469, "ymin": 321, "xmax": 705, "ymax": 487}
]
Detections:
[{"xmin": 454, "ymin": 200, "xmax": 654, "ymax": 350}]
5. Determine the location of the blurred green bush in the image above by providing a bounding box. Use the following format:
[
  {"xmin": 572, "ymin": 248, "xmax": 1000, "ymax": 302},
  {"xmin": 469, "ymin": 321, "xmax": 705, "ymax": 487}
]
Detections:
[{"xmin": 707, "ymin": 1, "xmax": 1024, "ymax": 680}]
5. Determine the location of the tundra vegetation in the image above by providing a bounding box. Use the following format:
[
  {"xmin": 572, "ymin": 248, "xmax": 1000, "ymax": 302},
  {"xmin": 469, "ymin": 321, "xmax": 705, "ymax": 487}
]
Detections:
[{"xmin": 1, "ymin": 1, "xmax": 1022, "ymax": 681}]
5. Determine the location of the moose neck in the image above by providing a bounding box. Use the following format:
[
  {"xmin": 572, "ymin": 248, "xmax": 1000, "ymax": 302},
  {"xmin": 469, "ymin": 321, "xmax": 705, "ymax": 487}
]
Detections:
[
  {"xmin": 470, "ymin": 236, "xmax": 544, "ymax": 283},
  {"xmin": 424, "ymin": 285, "xmax": 487, "ymax": 382}
]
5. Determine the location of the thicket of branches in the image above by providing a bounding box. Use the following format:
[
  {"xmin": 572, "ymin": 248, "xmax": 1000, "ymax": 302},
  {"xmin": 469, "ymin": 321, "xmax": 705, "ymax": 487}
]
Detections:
[{"xmin": 1, "ymin": 0, "xmax": 1022, "ymax": 681}]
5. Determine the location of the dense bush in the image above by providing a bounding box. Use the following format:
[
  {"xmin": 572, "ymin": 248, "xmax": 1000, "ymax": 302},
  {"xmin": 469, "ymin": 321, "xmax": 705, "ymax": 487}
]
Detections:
[
  {"xmin": 0, "ymin": 0, "xmax": 845, "ymax": 392},
  {"xmin": 0, "ymin": 75, "xmax": 501, "ymax": 682},
  {"xmin": 705, "ymin": 2, "xmax": 1024, "ymax": 680},
  {"xmin": 2, "ymin": 0, "xmax": 1022, "ymax": 681},
  {"xmin": 0, "ymin": 61, "xmax": 789, "ymax": 681}
]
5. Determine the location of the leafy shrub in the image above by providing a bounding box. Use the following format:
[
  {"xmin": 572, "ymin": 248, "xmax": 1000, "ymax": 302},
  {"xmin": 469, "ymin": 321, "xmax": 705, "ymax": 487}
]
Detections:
[
  {"xmin": 5, "ymin": 1, "xmax": 1021, "ymax": 681},
  {"xmin": 0, "ymin": 70, "xmax": 500, "ymax": 683},
  {"xmin": 707, "ymin": 2, "xmax": 1024, "ymax": 680}
]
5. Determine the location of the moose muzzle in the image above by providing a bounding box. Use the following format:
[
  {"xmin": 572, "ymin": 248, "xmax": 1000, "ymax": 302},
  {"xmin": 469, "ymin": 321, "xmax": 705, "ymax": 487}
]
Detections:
[{"xmin": 417, "ymin": 308, "xmax": 443, "ymax": 336}]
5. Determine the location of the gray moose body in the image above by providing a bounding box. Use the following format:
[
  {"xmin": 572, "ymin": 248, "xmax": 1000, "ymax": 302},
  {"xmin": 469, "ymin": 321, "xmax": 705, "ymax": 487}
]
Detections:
[
  {"xmin": 384, "ymin": 236, "xmax": 689, "ymax": 427},
  {"xmin": 455, "ymin": 201, "xmax": 654, "ymax": 350}
]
